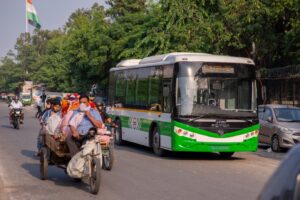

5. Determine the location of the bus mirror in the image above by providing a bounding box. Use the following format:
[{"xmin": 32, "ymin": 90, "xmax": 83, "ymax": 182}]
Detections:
[{"xmin": 163, "ymin": 86, "xmax": 169, "ymax": 97}]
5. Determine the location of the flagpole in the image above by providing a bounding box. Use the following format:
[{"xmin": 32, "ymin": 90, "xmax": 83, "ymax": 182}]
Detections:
[{"xmin": 25, "ymin": 0, "xmax": 28, "ymax": 33}]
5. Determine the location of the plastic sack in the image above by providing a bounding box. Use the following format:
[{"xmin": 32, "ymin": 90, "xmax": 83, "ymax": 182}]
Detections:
[{"xmin": 67, "ymin": 140, "xmax": 101, "ymax": 178}]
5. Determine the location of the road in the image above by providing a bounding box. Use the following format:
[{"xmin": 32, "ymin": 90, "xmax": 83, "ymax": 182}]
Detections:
[{"xmin": 0, "ymin": 102, "xmax": 284, "ymax": 200}]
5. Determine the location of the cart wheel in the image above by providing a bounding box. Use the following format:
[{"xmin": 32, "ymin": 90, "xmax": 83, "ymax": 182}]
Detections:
[
  {"xmin": 40, "ymin": 147, "xmax": 48, "ymax": 180},
  {"xmin": 102, "ymin": 147, "xmax": 114, "ymax": 171},
  {"xmin": 89, "ymin": 157, "xmax": 101, "ymax": 194}
]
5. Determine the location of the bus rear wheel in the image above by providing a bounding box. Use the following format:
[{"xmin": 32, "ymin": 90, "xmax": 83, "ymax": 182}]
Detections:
[
  {"xmin": 152, "ymin": 127, "xmax": 166, "ymax": 157},
  {"xmin": 114, "ymin": 120, "xmax": 123, "ymax": 146}
]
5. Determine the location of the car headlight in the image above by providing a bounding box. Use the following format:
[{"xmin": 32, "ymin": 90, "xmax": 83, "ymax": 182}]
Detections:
[{"xmin": 278, "ymin": 126, "xmax": 293, "ymax": 134}]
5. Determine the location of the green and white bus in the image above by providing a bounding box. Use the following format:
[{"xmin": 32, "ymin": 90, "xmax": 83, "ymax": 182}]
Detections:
[{"xmin": 107, "ymin": 52, "xmax": 259, "ymax": 157}]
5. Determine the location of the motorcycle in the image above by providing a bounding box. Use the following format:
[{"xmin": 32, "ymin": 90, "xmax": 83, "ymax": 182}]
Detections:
[
  {"xmin": 11, "ymin": 108, "xmax": 22, "ymax": 129},
  {"xmin": 35, "ymin": 100, "xmax": 44, "ymax": 118},
  {"xmin": 100, "ymin": 127, "xmax": 115, "ymax": 171},
  {"xmin": 35, "ymin": 105, "xmax": 43, "ymax": 118}
]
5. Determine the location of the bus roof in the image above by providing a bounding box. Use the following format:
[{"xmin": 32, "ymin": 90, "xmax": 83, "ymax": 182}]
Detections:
[{"xmin": 111, "ymin": 52, "xmax": 254, "ymax": 71}]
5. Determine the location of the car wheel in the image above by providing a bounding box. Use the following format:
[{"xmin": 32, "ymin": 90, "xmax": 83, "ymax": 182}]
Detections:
[{"xmin": 271, "ymin": 135, "xmax": 282, "ymax": 152}]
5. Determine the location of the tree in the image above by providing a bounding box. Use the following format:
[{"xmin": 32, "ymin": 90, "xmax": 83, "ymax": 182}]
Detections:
[
  {"xmin": 0, "ymin": 56, "xmax": 23, "ymax": 93},
  {"xmin": 106, "ymin": 0, "xmax": 147, "ymax": 19},
  {"xmin": 64, "ymin": 4, "xmax": 112, "ymax": 92}
]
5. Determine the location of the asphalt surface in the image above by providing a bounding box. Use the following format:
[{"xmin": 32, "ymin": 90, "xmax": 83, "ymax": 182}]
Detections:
[{"xmin": 0, "ymin": 102, "xmax": 285, "ymax": 200}]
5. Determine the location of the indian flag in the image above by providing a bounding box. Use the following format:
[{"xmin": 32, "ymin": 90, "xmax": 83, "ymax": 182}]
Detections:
[{"xmin": 26, "ymin": 0, "xmax": 41, "ymax": 29}]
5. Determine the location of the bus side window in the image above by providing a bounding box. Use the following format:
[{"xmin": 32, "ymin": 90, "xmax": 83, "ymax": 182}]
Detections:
[
  {"xmin": 163, "ymin": 79, "xmax": 172, "ymax": 112},
  {"xmin": 149, "ymin": 67, "xmax": 162, "ymax": 111},
  {"xmin": 162, "ymin": 65, "xmax": 173, "ymax": 113},
  {"xmin": 115, "ymin": 77, "xmax": 126, "ymax": 106}
]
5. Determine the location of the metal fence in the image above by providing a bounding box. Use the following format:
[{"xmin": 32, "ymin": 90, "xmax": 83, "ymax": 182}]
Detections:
[
  {"xmin": 260, "ymin": 66, "xmax": 300, "ymax": 107},
  {"xmin": 265, "ymin": 79, "xmax": 300, "ymax": 107}
]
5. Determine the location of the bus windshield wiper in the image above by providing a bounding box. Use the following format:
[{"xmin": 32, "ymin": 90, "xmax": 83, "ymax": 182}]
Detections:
[
  {"xmin": 188, "ymin": 114, "xmax": 213, "ymax": 122},
  {"xmin": 186, "ymin": 114, "xmax": 256, "ymax": 123}
]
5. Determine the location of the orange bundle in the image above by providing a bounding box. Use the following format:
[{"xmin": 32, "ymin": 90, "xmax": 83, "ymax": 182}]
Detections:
[
  {"xmin": 61, "ymin": 99, "xmax": 70, "ymax": 117},
  {"xmin": 69, "ymin": 100, "xmax": 79, "ymax": 111}
]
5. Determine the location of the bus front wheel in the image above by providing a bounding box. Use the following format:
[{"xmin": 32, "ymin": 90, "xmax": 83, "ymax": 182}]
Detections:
[
  {"xmin": 219, "ymin": 152, "xmax": 234, "ymax": 158},
  {"xmin": 152, "ymin": 127, "xmax": 166, "ymax": 157}
]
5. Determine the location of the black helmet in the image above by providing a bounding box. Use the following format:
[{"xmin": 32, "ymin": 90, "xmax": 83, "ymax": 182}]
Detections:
[
  {"xmin": 95, "ymin": 101, "xmax": 104, "ymax": 107},
  {"xmin": 94, "ymin": 97, "xmax": 105, "ymax": 107},
  {"xmin": 51, "ymin": 97, "xmax": 61, "ymax": 106}
]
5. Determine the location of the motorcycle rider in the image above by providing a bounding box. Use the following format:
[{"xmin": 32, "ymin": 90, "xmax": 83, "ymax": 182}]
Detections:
[
  {"xmin": 9, "ymin": 96, "xmax": 24, "ymax": 124},
  {"xmin": 39, "ymin": 99, "xmax": 51, "ymax": 119},
  {"xmin": 94, "ymin": 100, "xmax": 112, "ymax": 124}
]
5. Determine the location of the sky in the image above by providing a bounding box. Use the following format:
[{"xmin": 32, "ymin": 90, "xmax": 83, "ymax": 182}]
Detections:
[{"xmin": 0, "ymin": 0, "xmax": 106, "ymax": 58}]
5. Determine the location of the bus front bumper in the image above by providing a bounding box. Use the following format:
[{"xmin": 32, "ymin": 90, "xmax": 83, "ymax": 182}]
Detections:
[{"xmin": 172, "ymin": 135, "xmax": 258, "ymax": 152}]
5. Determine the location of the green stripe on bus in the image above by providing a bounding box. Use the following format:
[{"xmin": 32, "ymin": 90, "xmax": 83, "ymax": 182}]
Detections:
[
  {"xmin": 110, "ymin": 114, "xmax": 172, "ymax": 136},
  {"xmin": 173, "ymin": 121, "xmax": 260, "ymax": 138},
  {"xmin": 172, "ymin": 135, "xmax": 258, "ymax": 152}
]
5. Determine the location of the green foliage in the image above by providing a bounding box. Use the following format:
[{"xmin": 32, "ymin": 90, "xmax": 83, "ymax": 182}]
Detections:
[
  {"xmin": 106, "ymin": 0, "xmax": 147, "ymax": 18},
  {"xmin": 64, "ymin": 4, "xmax": 112, "ymax": 92},
  {"xmin": 0, "ymin": 0, "xmax": 299, "ymax": 93},
  {"xmin": 0, "ymin": 55, "xmax": 24, "ymax": 93}
]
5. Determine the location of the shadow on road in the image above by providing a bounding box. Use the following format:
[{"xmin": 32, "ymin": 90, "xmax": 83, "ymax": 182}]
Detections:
[
  {"xmin": 0, "ymin": 124, "xmax": 13, "ymax": 129},
  {"xmin": 255, "ymin": 144, "xmax": 287, "ymax": 161},
  {"xmin": 115, "ymin": 142, "xmax": 245, "ymax": 161},
  {"xmin": 21, "ymin": 149, "xmax": 39, "ymax": 160},
  {"xmin": 21, "ymin": 163, "xmax": 91, "ymax": 193}
]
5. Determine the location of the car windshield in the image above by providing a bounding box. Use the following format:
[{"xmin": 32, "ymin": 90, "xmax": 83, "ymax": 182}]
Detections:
[
  {"xmin": 176, "ymin": 62, "xmax": 257, "ymax": 118},
  {"xmin": 35, "ymin": 91, "xmax": 42, "ymax": 96},
  {"xmin": 22, "ymin": 95, "xmax": 31, "ymax": 99},
  {"xmin": 274, "ymin": 108, "xmax": 300, "ymax": 122}
]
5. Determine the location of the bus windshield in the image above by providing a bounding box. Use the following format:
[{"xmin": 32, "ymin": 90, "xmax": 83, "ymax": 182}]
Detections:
[
  {"xmin": 176, "ymin": 62, "xmax": 257, "ymax": 118},
  {"xmin": 22, "ymin": 95, "xmax": 31, "ymax": 99}
]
